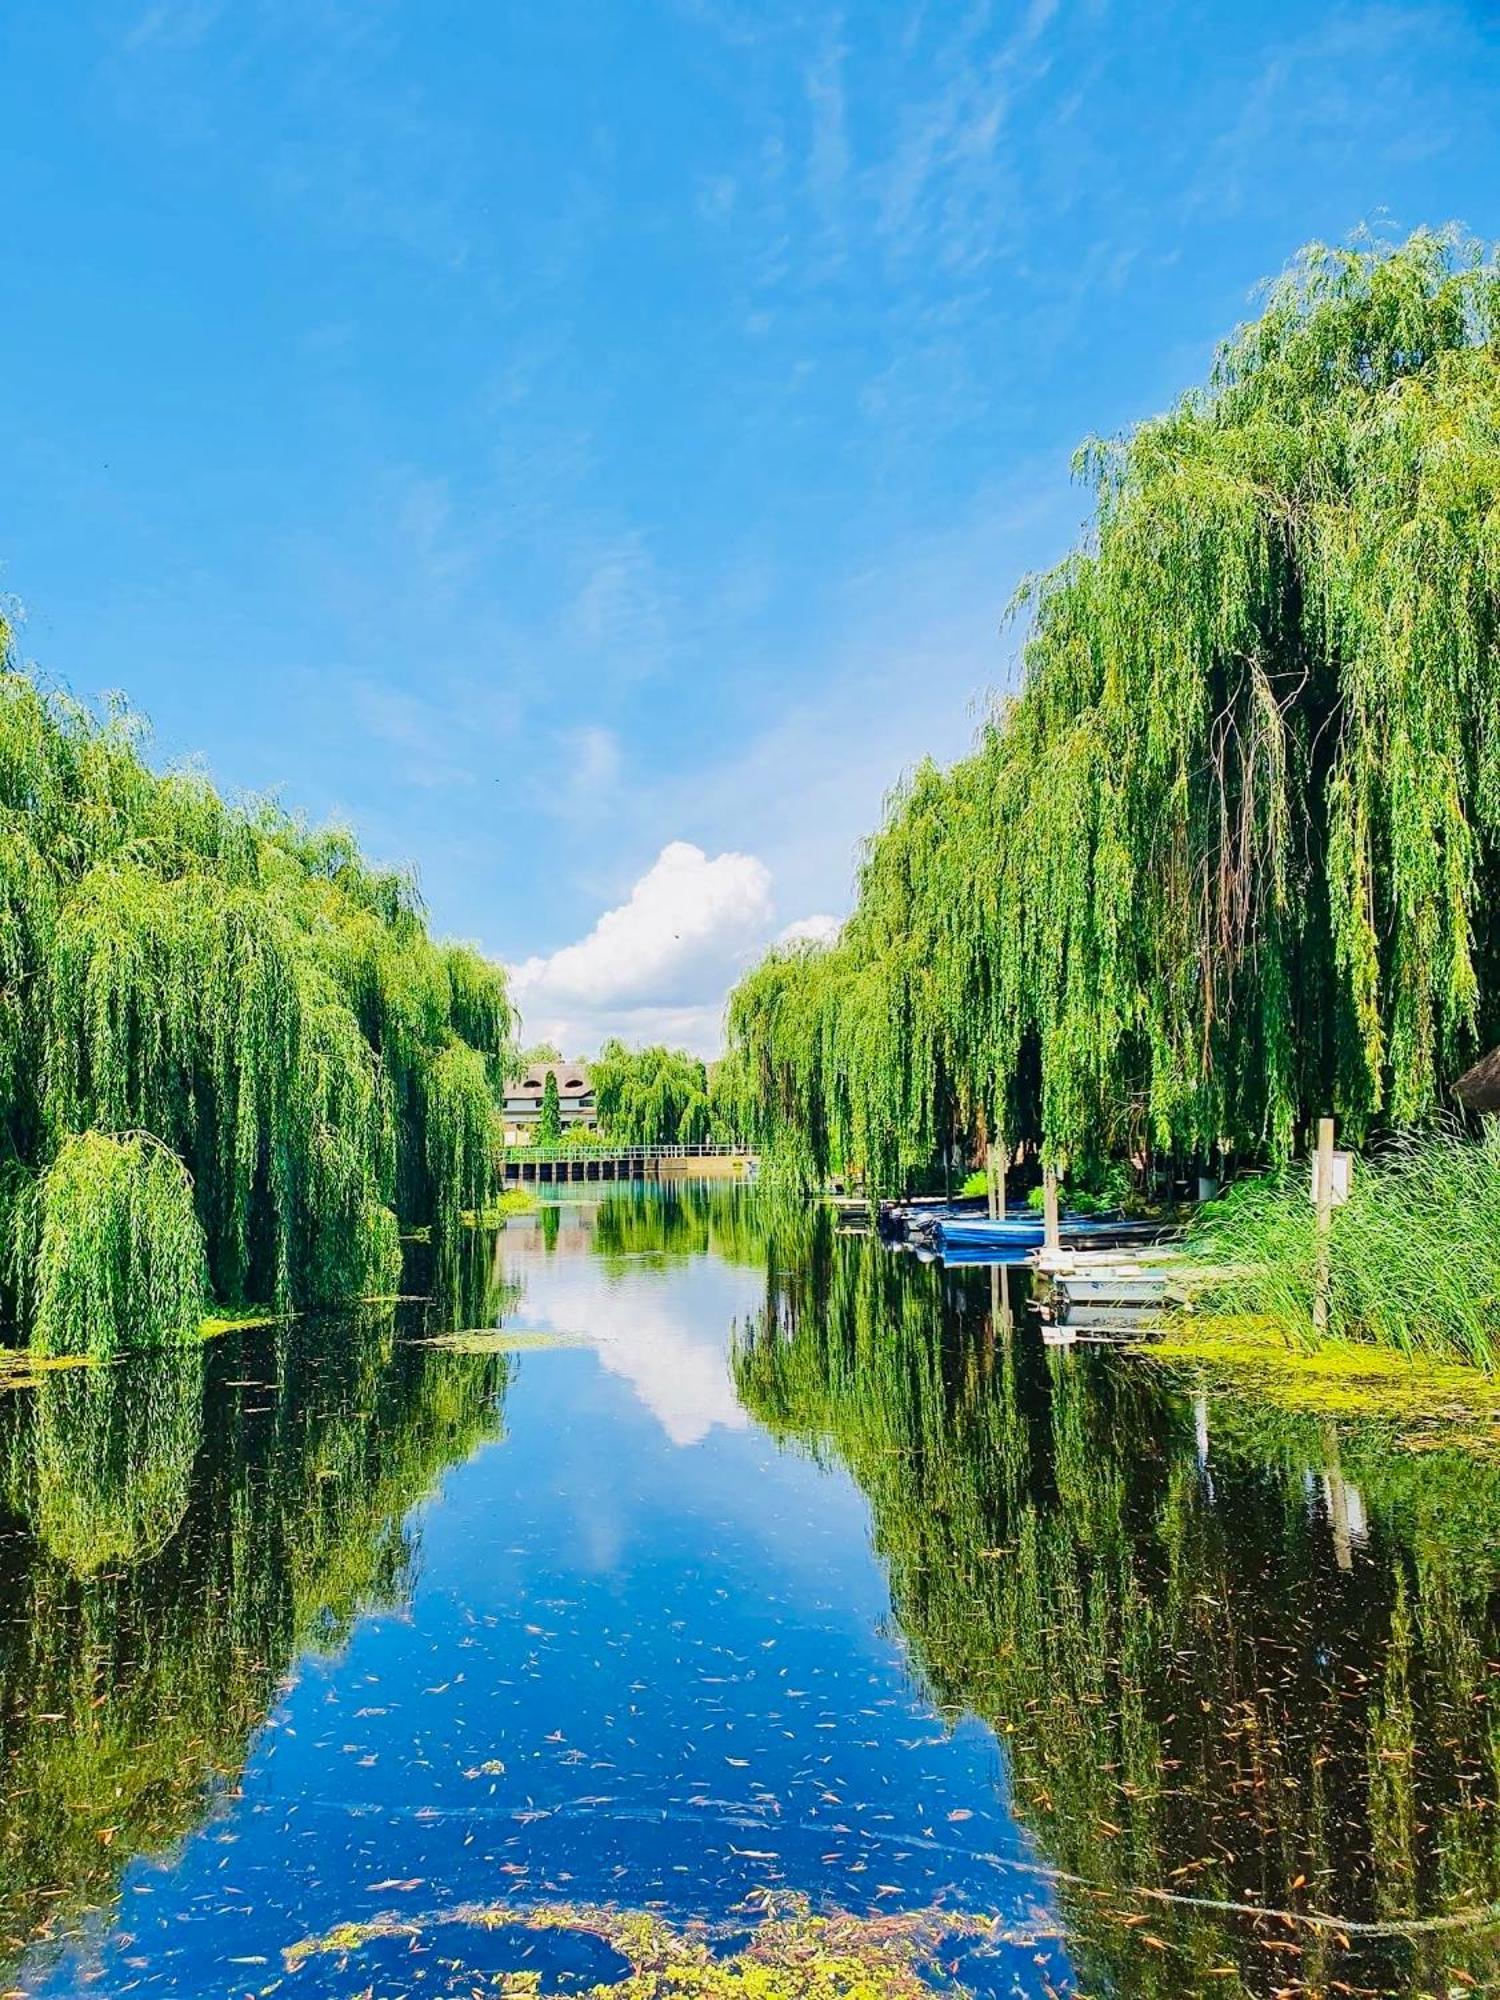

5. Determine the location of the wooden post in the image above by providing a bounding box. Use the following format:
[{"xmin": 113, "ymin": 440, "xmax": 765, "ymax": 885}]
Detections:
[
  {"xmin": 1312, "ymin": 1115, "xmax": 1335, "ymax": 1338},
  {"xmin": 1042, "ymin": 1162, "xmax": 1060, "ymax": 1254},
  {"xmin": 987, "ymin": 1140, "xmax": 1007, "ymax": 1221}
]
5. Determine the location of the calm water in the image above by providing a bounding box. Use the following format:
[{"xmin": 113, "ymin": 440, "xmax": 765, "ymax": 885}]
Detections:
[{"xmin": 1, "ymin": 1185, "xmax": 1497, "ymax": 1997}]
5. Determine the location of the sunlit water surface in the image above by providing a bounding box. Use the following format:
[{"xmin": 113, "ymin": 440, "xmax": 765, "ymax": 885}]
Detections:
[{"xmin": 1, "ymin": 1185, "xmax": 1498, "ymax": 1997}]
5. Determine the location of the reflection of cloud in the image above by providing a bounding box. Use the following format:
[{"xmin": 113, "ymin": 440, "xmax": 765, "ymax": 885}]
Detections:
[{"xmin": 504, "ymin": 1238, "xmax": 756, "ymax": 1447}]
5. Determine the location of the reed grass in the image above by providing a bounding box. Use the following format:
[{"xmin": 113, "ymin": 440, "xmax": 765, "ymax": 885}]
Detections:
[{"xmin": 1183, "ymin": 1124, "xmax": 1500, "ymax": 1369}]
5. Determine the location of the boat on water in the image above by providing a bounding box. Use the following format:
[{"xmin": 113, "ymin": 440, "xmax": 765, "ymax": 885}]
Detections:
[
  {"xmin": 935, "ymin": 1213, "xmax": 1047, "ymax": 1250},
  {"xmin": 933, "ymin": 1213, "xmax": 1175, "ymax": 1259}
]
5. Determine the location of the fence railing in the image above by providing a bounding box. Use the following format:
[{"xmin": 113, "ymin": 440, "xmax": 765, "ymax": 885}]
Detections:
[{"xmin": 501, "ymin": 1141, "xmax": 751, "ymax": 1163}]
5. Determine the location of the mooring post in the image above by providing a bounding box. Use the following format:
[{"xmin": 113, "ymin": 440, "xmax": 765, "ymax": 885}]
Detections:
[
  {"xmin": 987, "ymin": 1139, "xmax": 1006, "ymax": 1222},
  {"xmin": 1312, "ymin": 1115, "xmax": 1335, "ymax": 1337},
  {"xmin": 1042, "ymin": 1162, "xmax": 1060, "ymax": 1254}
]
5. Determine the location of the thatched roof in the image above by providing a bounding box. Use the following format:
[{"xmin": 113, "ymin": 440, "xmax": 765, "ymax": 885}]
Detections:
[
  {"xmin": 505, "ymin": 1061, "xmax": 592, "ymax": 1102},
  {"xmin": 1453, "ymin": 1046, "xmax": 1500, "ymax": 1113}
]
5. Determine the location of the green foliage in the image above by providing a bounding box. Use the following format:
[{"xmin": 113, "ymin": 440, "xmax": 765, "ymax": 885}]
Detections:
[
  {"xmin": 1185, "ymin": 1123, "xmax": 1500, "ymax": 1368},
  {"xmin": 725, "ymin": 230, "xmax": 1500, "ymax": 1193},
  {"xmin": 0, "ymin": 658, "xmax": 514, "ymax": 1348},
  {"xmin": 536, "ymin": 1068, "xmax": 563, "ymax": 1149},
  {"xmin": 33, "ymin": 1134, "xmax": 207, "ymax": 1357},
  {"xmin": 591, "ymin": 1039, "xmax": 712, "ymax": 1146},
  {"xmin": 516, "ymin": 1040, "xmax": 563, "ymax": 1066},
  {"xmin": 284, "ymin": 1894, "xmax": 993, "ymax": 1996}
]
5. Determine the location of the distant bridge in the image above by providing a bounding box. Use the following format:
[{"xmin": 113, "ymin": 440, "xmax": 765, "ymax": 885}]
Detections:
[{"xmin": 500, "ymin": 1142, "xmax": 756, "ymax": 1184}]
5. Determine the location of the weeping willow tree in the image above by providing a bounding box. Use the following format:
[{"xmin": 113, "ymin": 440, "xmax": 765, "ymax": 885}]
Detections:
[
  {"xmin": 590, "ymin": 1039, "xmax": 713, "ymax": 1146},
  {"xmin": 0, "ymin": 658, "xmax": 515, "ymax": 1350},
  {"xmin": 31, "ymin": 1134, "xmax": 206, "ymax": 1357},
  {"xmin": 726, "ymin": 229, "xmax": 1500, "ymax": 1192}
]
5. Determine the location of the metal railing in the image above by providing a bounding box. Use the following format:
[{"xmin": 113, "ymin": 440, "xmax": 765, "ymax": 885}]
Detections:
[{"xmin": 502, "ymin": 1141, "xmax": 750, "ymax": 1162}]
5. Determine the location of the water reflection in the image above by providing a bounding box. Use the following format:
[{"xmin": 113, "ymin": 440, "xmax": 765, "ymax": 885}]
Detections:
[
  {"xmin": 734, "ymin": 1218, "xmax": 1500, "ymax": 1995},
  {"xmin": 500, "ymin": 1190, "xmax": 762, "ymax": 1443},
  {"xmin": 0, "ymin": 1191, "xmax": 1496, "ymax": 1997},
  {"xmin": 0, "ymin": 1298, "xmax": 508, "ymax": 1974}
]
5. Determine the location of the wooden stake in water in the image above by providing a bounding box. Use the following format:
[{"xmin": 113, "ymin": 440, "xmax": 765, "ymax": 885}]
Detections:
[
  {"xmin": 1312, "ymin": 1115, "xmax": 1335, "ymax": 1337},
  {"xmin": 1042, "ymin": 1163, "xmax": 1060, "ymax": 1254}
]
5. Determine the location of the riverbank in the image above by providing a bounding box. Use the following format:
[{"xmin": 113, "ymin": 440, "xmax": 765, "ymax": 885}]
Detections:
[{"xmin": 1175, "ymin": 1125, "xmax": 1500, "ymax": 1374}]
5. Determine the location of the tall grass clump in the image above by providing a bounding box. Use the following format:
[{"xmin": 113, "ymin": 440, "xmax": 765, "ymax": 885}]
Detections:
[
  {"xmin": 0, "ymin": 650, "xmax": 515, "ymax": 1351},
  {"xmin": 1184, "ymin": 1124, "xmax": 1500, "ymax": 1369}
]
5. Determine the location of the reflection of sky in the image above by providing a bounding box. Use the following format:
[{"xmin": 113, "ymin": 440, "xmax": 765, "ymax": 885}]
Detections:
[
  {"xmin": 19, "ymin": 1210, "xmax": 1067, "ymax": 1998},
  {"xmin": 500, "ymin": 1213, "xmax": 757, "ymax": 1446}
]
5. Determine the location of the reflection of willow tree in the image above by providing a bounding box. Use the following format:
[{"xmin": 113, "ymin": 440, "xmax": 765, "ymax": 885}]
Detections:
[
  {"xmin": 733, "ymin": 1226, "xmax": 1500, "ymax": 1997},
  {"xmin": 14, "ymin": 1347, "xmax": 206, "ymax": 1572},
  {"xmin": 0, "ymin": 1304, "xmax": 509, "ymax": 1970},
  {"xmin": 588, "ymin": 1182, "xmax": 814, "ymax": 1275},
  {"xmin": 423, "ymin": 1223, "xmax": 524, "ymax": 1334}
]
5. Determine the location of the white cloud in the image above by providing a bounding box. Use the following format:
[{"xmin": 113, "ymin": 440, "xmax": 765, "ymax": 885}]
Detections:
[
  {"xmin": 777, "ymin": 913, "xmax": 841, "ymax": 947},
  {"xmin": 510, "ymin": 840, "xmax": 775, "ymax": 1055}
]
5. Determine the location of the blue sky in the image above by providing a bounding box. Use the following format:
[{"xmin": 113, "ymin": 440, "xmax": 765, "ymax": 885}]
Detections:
[{"xmin": 3, "ymin": 1, "xmax": 1499, "ymax": 1052}]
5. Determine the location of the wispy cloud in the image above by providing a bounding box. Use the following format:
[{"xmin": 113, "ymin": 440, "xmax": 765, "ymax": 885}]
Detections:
[
  {"xmin": 1183, "ymin": 4, "xmax": 1479, "ymax": 221},
  {"xmin": 122, "ymin": 1, "xmax": 225, "ymax": 52},
  {"xmin": 351, "ymin": 681, "xmax": 479, "ymax": 791},
  {"xmin": 872, "ymin": 0, "xmax": 1059, "ymax": 272},
  {"xmin": 805, "ymin": 16, "xmax": 851, "ymax": 257},
  {"xmin": 565, "ymin": 531, "xmax": 677, "ymax": 685}
]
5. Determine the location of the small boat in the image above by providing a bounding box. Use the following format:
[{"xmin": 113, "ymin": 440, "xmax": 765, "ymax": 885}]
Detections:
[
  {"xmin": 934, "ymin": 1214, "xmax": 1175, "ymax": 1262},
  {"xmin": 934, "ymin": 1214, "xmax": 1046, "ymax": 1252},
  {"xmin": 936, "ymin": 1236, "xmax": 1044, "ymax": 1266}
]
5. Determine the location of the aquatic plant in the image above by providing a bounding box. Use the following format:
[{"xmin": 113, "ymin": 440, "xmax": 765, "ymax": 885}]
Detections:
[
  {"xmin": 282, "ymin": 1893, "xmax": 1014, "ymax": 1997},
  {"xmin": 0, "ymin": 660, "xmax": 515, "ymax": 1347},
  {"xmin": 1182, "ymin": 1122, "xmax": 1500, "ymax": 1368},
  {"xmin": 725, "ymin": 230, "xmax": 1500, "ymax": 1193}
]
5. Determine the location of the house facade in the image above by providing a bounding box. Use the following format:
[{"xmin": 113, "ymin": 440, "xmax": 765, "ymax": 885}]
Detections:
[{"xmin": 501, "ymin": 1061, "xmax": 597, "ymax": 1148}]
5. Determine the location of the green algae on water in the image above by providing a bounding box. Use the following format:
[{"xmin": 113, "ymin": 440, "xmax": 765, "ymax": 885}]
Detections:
[{"xmin": 282, "ymin": 1893, "xmax": 1028, "ymax": 1997}]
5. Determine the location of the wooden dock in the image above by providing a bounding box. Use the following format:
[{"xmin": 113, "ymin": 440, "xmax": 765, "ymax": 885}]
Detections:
[{"xmin": 1032, "ymin": 1245, "xmax": 1188, "ymax": 1341}]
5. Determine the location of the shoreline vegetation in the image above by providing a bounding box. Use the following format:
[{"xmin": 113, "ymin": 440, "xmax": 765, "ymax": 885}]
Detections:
[
  {"xmin": 0, "ymin": 659, "xmax": 513, "ymax": 1357},
  {"xmin": 719, "ymin": 227, "xmax": 1500, "ymax": 1380},
  {"xmin": 1179, "ymin": 1124, "xmax": 1500, "ymax": 1371}
]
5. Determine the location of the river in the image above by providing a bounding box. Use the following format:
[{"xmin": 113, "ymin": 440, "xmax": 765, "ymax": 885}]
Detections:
[{"xmin": 0, "ymin": 1183, "xmax": 1495, "ymax": 1997}]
